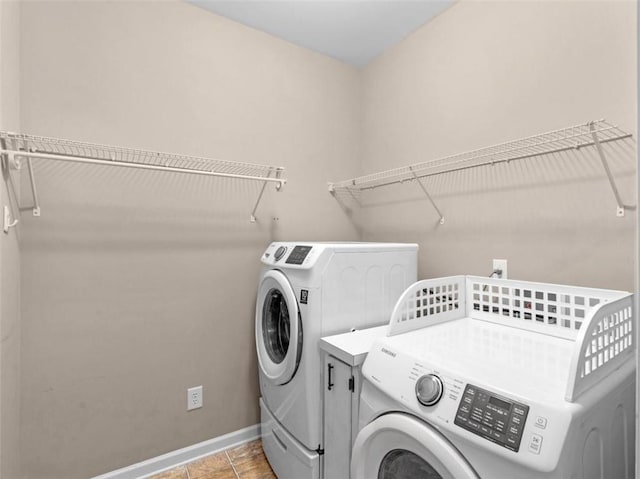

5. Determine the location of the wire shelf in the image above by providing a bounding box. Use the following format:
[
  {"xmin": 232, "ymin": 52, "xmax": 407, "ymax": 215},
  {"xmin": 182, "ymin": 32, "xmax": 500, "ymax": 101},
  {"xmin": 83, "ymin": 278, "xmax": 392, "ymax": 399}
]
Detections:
[
  {"xmin": 0, "ymin": 132, "xmax": 284, "ymax": 181},
  {"xmin": 0, "ymin": 131, "xmax": 286, "ymax": 222},
  {"xmin": 327, "ymin": 120, "xmax": 634, "ymax": 221},
  {"xmin": 329, "ymin": 120, "xmax": 630, "ymax": 191}
]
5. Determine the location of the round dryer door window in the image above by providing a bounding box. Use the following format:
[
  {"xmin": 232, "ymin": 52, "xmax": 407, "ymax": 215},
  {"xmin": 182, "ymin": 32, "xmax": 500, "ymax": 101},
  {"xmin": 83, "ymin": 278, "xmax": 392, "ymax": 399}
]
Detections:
[
  {"xmin": 255, "ymin": 270, "xmax": 302, "ymax": 385},
  {"xmin": 378, "ymin": 449, "xmax": 443, "ymax": 479},
  {"xmin": 263, "ymin": 288, "xmax": 291, "ymax": 364},
  {"xmin": 351, "ymin": 413, "xmax": 479, "ymax": 479}
]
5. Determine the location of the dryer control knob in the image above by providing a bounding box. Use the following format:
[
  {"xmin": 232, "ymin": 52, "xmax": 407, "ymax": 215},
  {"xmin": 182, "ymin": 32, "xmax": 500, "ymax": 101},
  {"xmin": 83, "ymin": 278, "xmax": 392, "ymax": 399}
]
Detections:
[
  {"xmin": 415, "ymin": 374, "xmax": 444, "ymax": 407},
  {"xmin": 274, "ymin": 246, "xmax": 287, "ymax": 261}
]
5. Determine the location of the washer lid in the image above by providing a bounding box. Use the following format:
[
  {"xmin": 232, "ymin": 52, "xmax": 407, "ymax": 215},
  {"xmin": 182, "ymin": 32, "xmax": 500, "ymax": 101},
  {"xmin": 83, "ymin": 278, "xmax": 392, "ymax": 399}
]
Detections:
[
  {"xmin": 351, "ymin": 413, "xmax": 479, "ymax": 479},
  {"xmin": 255, "ymin": 270, "xmax": 302, "ymax": 385}
]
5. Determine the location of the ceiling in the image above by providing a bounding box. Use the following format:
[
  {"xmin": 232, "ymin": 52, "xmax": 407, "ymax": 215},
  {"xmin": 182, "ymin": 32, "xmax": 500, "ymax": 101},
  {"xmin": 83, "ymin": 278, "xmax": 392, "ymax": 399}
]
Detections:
[{"xmin": 189, "ymin": 1, "xmax": 454, "ymax": 67}]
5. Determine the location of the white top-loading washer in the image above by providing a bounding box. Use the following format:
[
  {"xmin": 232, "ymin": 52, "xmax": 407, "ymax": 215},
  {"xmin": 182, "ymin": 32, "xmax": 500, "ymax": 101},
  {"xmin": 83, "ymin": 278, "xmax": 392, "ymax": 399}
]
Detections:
[
  {"xmin": 352, "ymin": 275, "xmax": 635, "ymax": 479},
  {"xmin": 255, "ymin": 242, "xmax": 418, "ymax": 479}
]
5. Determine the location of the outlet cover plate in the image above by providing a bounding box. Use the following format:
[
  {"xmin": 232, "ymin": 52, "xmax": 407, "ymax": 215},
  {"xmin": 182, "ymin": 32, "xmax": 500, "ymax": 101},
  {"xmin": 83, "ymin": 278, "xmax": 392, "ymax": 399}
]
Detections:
[
  {"xmin": 187, "ymin": 385, "xmax": 203, "ymax": 411},
  {"xmin": 492, "ymin": 259, "xmax": 508, "ymax": 279}
]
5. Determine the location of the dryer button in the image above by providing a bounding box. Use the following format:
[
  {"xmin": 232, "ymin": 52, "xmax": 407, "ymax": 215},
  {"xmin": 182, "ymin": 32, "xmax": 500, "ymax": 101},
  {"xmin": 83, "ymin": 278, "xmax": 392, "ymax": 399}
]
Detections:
[
  {"xmin": 534, "ymin": 416, "xmax": 547, "ymax": 429},
  {"xmin": 415, "ymin": 374, "xmax": 444, "ymax": 406},
  {"xmin": 528, "ymin": 434, "xmax": 543, "ymax": 455}
]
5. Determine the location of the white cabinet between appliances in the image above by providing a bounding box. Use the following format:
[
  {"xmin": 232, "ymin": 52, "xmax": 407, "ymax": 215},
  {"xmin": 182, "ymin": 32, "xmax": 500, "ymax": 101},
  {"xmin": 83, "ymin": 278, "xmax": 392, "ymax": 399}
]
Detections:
[
  {"xmin": 319, "ymin": 325, "xmax": 388, "ymax": 479},
  {"xmin": 323, "ymin": 357, "xmax": 355, "ymax": 479}
]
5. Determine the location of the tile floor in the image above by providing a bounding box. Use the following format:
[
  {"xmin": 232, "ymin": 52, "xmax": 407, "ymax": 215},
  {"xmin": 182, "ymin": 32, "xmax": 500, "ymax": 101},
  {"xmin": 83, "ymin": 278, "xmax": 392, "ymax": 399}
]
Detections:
[{"xmin": 149, "ymin": 439, "xmax": 276, "ymax": 479}]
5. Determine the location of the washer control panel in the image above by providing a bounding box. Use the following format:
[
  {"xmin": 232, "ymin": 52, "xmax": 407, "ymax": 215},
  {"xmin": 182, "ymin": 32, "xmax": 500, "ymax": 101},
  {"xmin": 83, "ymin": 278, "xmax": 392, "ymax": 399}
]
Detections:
[{"xmin": 454, "ymin": 384, "xmax": 529, "ymax": 452}]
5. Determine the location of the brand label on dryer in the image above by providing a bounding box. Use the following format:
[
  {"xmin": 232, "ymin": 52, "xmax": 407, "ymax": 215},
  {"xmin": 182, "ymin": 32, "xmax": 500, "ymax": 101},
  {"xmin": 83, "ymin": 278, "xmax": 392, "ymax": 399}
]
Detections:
[
  {"xmin": 300, "ymin": 289, "xmax": 309, "ymax": 304},
  {"xmin": 381, "ymin": 348, "xmax": 397, "ymax": 358}
]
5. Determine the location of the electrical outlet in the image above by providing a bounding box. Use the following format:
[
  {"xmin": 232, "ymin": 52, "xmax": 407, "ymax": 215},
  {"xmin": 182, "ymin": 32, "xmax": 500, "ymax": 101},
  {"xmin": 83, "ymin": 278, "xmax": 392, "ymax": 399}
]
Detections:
[
  {"xmin": 492, "ymin": 259, "xmax": 508, "ymax": 279},
  {"xmin": 187, "ymin": 386, "xmax": 203, "ymax": 411}
]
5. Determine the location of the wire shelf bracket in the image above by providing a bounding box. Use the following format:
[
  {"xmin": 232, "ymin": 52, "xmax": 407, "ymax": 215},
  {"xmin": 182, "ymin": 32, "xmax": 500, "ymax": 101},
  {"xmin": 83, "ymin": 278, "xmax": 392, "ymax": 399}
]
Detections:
[
  {"xmin": 328, "ymin": 119, "xmax": 634, "ymax": 221},
  {"xmin": 0, "ymin": 132, "xmax": 286, "ymax": 222},
  {"xmin": 588, "ymin": 122, "xmax": 634, "ymax": 217},
  {"xmin": 25, "ymin": 156, "xmax": 41, "ymax": 216},
  {"xmin": 409, "ymin": 166, "xmax": 445, "ymax": 225}
]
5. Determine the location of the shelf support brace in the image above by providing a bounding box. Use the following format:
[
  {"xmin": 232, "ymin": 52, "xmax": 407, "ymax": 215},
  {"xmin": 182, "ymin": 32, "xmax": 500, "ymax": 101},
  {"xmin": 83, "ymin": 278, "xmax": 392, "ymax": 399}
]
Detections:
[
  {"xmin": 409, "ymin": 167, "xmax": 445, "ymax": 225},
  {"xmin": 589, "ymin": 123, "xmax": 633, "ymax": 217},
  {"xmin": 250, "ymin": 175, "xmax": 270, "ymax": 223},
  {"xmin": 26, "ymin": 155, "xmax": 41, "ymax": 216},
  {"xmin": 250, "ymin": 169, "xmax": 284, "ymax": 223}
]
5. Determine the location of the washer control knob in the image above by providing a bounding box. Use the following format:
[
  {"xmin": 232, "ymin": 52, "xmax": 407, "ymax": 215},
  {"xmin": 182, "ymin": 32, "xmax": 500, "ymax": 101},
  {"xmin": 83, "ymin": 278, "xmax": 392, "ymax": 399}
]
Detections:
[
  {"xmin": 415, "ymin": 374, "xmax": 444, "ymax": 406},
  {"xmin": 274, "ymin": 246, "xmax": 287, "ymax": 261}
]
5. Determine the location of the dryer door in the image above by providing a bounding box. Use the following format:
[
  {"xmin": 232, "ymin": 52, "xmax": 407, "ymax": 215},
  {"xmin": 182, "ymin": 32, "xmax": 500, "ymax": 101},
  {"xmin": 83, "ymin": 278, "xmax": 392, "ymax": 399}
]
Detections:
[
  {"xmin": 255, "ymin": 270, "xmax": 302, "ymax": 385},
  {"xmin": 351, "ymin": 413, "xmax": 479, "ymax": 479}
]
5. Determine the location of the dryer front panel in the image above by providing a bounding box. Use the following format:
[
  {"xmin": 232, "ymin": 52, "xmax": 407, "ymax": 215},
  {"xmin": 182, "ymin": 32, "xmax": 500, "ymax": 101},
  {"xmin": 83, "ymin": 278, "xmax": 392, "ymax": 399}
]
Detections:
[{"xmin": 256, "ymin": 270, "xmax": 302, "ymax": 385}]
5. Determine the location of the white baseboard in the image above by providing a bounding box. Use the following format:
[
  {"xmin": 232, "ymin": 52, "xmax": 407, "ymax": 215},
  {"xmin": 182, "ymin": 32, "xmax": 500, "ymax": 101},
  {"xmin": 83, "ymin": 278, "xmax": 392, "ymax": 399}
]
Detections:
[{"xmin": 91, "ymin": 424, "xmax": 261, "ymax": 479}]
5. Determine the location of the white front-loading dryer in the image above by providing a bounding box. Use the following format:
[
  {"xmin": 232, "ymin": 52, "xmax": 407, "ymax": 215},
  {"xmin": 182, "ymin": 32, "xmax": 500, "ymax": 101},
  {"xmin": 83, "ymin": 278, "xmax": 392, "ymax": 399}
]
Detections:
[
  {"xmin": 351, "ymin": 276, "xmax": 635, "ymax": 479},
  {"xmin": 255, "ymin": 242, "xmax": 418, "ymax": 479}
]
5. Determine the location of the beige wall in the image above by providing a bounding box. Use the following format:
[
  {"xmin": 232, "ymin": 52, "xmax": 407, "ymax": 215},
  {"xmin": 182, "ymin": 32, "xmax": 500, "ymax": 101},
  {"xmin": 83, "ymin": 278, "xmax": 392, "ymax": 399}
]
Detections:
[
  {"xmin": 18, "ymin": 1, "xmax": 359, "ymax": 478},
  {"xmin": 0, "ymin": 1, "xmax": 22, "ymax": 478},
  {"xmin": 360, "ymin": 0, "xmax": 637, "ymax": 291},
  {"xmin": 15, "ymin": 1, "xmax": 639, "ymax": 478}
]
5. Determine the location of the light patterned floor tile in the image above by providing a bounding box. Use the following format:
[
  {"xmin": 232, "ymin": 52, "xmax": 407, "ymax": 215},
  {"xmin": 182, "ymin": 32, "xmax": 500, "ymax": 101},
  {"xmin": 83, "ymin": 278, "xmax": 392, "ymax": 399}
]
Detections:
[
  {"xmin": 187, "ymin": 451, "xmax": 236, "ymax": 479},
  {"xmin": 146, "ymin": 465, "xmax": 189, "ymax": 479},
  {"xmin": 194, "ymin": 466, "xmax": 238, "ymax": 479},
  {"xmin": 227, "ymin": 439, "xmax": 265, "ymax": 466},
  {"xmin": 148, "ymin": 439, "xmax": 277, "ymax": 479},
  {"xmin": 234, "ymin": 452, "xmax": 276, "ymax": 479}
]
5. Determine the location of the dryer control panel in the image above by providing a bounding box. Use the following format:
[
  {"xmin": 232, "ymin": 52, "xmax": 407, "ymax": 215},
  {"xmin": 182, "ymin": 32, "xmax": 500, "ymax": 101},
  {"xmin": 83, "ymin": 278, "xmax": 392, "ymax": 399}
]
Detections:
[
  {"xmin": 262, "ymin": 243, "xmax": 318, "ymax": 268},
  {"xmin": 455, "ymin": 384, "xmax": 529, "ymax": 452},
  {"xmin": 285, "ymin": 245, "xmax": 313, "ymax": 265}
]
